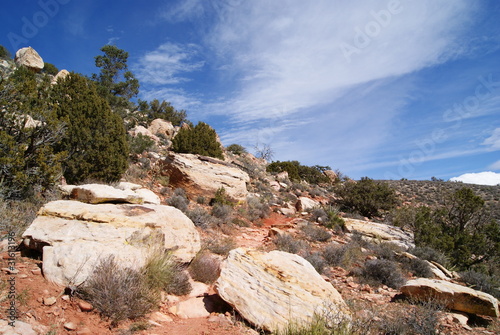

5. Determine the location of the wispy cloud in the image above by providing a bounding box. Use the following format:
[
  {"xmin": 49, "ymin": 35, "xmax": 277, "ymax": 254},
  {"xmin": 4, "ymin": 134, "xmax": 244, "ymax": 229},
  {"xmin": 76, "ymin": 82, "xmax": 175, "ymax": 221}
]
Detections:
[
  {"xmin": 482, "ymin": 127, "xmax": 500, "ymax": 150},
  {"xmin": 489, "ymin": 160, "xmax": 500, "ymax": 171},
  {"xmin": 134, "ymin": 42, "xmax": 205, "ymax": 85}
]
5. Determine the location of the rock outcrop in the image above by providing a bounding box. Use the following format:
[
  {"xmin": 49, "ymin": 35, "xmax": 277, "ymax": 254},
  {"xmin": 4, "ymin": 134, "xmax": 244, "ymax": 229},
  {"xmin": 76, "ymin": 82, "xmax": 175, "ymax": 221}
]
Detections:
[
  {"xmin": 161, "ymin": 153, "xmax": 250, "ymax": 201},
  {"xmin": 216, "ymin": 248, "xmax": 351, "ymax": 332},
  {"xmin": 295, "ymin": 196, "xmax": 320, "ymax": 212},
  {"xmin": 148, "ymin": 119, "xmax": 176, "ymax": 140},
  {"xmin": 62, "ymin": 183, "xmax": 160, "ymax": 205},
  {"xmin": 51, "ymin": 69, "xmax": 70, "ymax": 84},
  {"xmin": 22, "ymin": 200, "xmax": 200, "ymax": 286},
  {"xmin": 14, "ymin": 47, "xmax": 44, "ymax": 72},
  {"xmin": 401, "ymin": 278, "xmax": 499, "ymax": 317},
  {"xmin": 344, "ymin": 218, "xmax": 414, "ymax": 249}
]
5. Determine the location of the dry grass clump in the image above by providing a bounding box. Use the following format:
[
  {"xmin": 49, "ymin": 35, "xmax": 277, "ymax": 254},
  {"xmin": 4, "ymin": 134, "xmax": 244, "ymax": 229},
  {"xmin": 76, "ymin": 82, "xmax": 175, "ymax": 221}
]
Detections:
[
  {"xmin": 301, "ymin": 224, "xmax": 331, "ymax": 242},
  {"xmin": 359, "ymin": 259, "xmax": 405, "ymax": 289},
  {"xmin": 322, "ymin": 242, "xmax": 363, "ymax": 269},
  {"xmin": 274, "ymin": 234, "xmax": 309, "ymax": 255},
  {"xmin": 78, "ymin": 256, "xmax": 158, "ymax": 326},
  {"xmin": 204, "ymin": 236, "xmax": 236, "ymax": 256},
  {"xmin": 189, "ymin": 251, "xmax": 221, "ymax": 284},
  {"xmin": 186, "ymin": 206, "xmax": 213, "ymax": 228},
  {"xmin": 79, "ymin": 252, "xmax": 192, "ymax": 326},
  {"xmin": 304, "ymin": 252, "xmax": 327, "ymax": 274},
  {"xmin": 244, "ymin": 196, "xmax": 270, "ymax": 221}
]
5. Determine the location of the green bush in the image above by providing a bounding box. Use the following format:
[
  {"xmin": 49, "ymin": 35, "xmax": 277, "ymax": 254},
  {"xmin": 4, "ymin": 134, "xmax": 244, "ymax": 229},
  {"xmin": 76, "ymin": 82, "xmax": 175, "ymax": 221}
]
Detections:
[
  {"xmin": 172, "ymin": 121, "xmax": 224, "ymax": 159},
  {"xmin": 43, "ymin": 62, "xmax": 59, "ymax": 75},
  {"xmin": 129, "ymin": 133, "xmax": 156, "ymax": 157},
  {"xmin": 267, "ymin": 161, "xmax": 330, "ymax": 184},
  {"xmin": 51, "ymin": 73, "xmax": 129, "ymax": 184},
  {"xmin": 335, "ymin": 177, "xmax": 399, "ymax": 218},
  {"xmin": 139, "ymin": 99, "xmax": 188, "ymax": 127},
  {"xmin": 226, "ymin": 143, "xmax": 247, "ymax": 155},
  {"xmin": 0, "ymin": 45, "xmax": 11, "ymax": 59},
  {"xmin": 0, "ymin": 66, "xmax": 65, "ymax": 198}
]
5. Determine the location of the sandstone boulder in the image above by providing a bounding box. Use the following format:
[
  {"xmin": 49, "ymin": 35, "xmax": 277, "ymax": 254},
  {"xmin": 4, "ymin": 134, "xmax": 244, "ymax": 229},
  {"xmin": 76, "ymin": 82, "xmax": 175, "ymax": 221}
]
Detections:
[
  {"xmin": 295, "ymin": 197, "xmax": 320, "ymax": 212},
  {"xmin": 51, "ymin": 69, "xmax": 70, "ymax": 84},
  {"xmin": 128, "ymin": 125, "xmax": 160, "ymax": 143},
  {"xmin": 0, "ymin": 319, "xmax": 37, "ymax": 335},
  {"xmin": 14, "ymin": 47, "xmax": 44, "ymax": 72},
  {"xmin": 22, "ymin": 200, "xmax": 201, "ymax": 286},
  {"xmin": 401, "ymin": 278, "xmax": 499, "ymax": 317},
  {"xmin": 148, "ymin": 119, "xmax": 176, "ymax": 139},
  {"xmin": 323, "ymin": 170, "xmax": 338, "ymax": 183},
  {"xmin": 161, "ymin": 153, "xmax": 250, "ymax": 201},
  {"xmin": 344, "ymin": 218, "xmax": 414, "ymax": 249},
  {"xmin": 216, "ymin": 248, "xmax": 351, "ymax": 332}
]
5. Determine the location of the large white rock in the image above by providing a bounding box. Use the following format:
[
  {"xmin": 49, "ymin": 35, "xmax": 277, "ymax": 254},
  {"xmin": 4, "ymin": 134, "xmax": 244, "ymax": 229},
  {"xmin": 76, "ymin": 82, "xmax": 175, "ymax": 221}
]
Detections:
[
  {"xmin": 14, "ymin": 47, "xmax": 44, "ymax": 72},
  {"xmin": 344, "ymin": 218, "xmax": 415, "ymax": 249},
  {"xmin": 401, "ymin": 278, "xmax": 499, "ymax": 317},
  {"xmin": 161, "ymin": 153, "xmax": 250, "ymax": 201},
  {"xmin": 148, "ymin": 119, "xmax": 176, "ymax": 139},
  {"xmin": 22, "ymin": 200, "xmax": 201, "ymax": 286},
  {"xmin": 295, "ymin": 197, "xmax": 320, "ymax": 212},
  {"xmin": 216, "ymin": 248, "xmax": 351, "ymax": 332},
  {"xmin": 51, "ymin": 69, "xmax": 70, "ymax": 85}
]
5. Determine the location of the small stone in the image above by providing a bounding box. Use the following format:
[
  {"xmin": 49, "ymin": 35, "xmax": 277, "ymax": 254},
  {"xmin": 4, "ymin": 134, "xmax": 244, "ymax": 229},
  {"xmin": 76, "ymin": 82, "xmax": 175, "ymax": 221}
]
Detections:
[
  {"xmin": 2, "ymin": 267, "xmax": 19, "ymax": 274},
  {"xmin": 61, "ymin": 295, "xmax": 70, "ymax": 301},
  {"xmin": 31, "ymin": 268, "xmax": 42, "ymax": 275},
  {"xmin": 150, "ymin": 311, "xmax": 173, "ymax": 323},
  {"xmin": 43, "ymin": 297, "xmax": 57, "ymax": 306},
  {"xmin": 18, "ymin": 274, "xmax": 28, "ymax": 279},
  {"xmin": 64, "ymin": 322, "xmax": 77, "ymax": 330},
  {"xmin": 78, "ymin": 300, "xmax": 93, "ymax": 312},
  {"xmin": 148, "ymin": 320, "xmax": 162, "ymax": 327}
]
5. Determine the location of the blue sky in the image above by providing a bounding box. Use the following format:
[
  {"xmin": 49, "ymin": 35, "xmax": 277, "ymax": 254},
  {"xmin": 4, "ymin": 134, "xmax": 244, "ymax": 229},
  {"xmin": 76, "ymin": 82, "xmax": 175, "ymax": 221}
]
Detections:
[{"xmin": 2, "ymin": 0, "xmax": 500, "ymax": 184}]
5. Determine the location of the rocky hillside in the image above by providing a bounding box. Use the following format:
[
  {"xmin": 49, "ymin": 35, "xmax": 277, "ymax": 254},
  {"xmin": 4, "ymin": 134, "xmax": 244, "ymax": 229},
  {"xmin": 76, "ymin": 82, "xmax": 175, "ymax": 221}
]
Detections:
[{"xmin": 385, "ymin": 180, "xmax": 500, "ymax": 221}]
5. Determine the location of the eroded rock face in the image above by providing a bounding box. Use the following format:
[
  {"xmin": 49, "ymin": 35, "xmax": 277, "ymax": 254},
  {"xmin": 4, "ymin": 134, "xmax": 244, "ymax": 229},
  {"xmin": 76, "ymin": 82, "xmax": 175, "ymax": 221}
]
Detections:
[
  {"xmin": 344, "ymin": 218, "xmax": 415, "ymax": 250},
  {"xmin": 295, "ymin": 197, "xmax": 320, "ymax": 212},
  {"xmin": 161, "ymin": 153, "xmax": 250, "ymax": 201},
  {"xmin": 216, "ymin": 248, "xmax": 351, "ymax": 332},
  {"xmin": 148, "ymin": 119, "xmax": 176, "ymax": 139},
  {"xmin": 22, "ymin": 200, "xmax": 200, "ymax": 286},
  {"xmin": 65, "ymin": 183, "xmax": 160, "ymax": 205},
  {"xmin": 401, "ymin": 278, "xmax": 499, "ymax": 317},
  {"xmin": 14, "ymin": 47, "xmax": 44, "ymax": 72}
]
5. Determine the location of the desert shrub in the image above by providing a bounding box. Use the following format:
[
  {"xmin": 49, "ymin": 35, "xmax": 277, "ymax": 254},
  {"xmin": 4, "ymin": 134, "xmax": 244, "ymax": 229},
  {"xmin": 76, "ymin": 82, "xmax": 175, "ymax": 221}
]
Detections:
[
  {"xmin": 211, "ymin": 187, "xmax": 233, "ymax": 206},
  {"xmin": 139, "ymin": 99, "xmax": 188, "ymax": 127},
  {"xmin": 211, "ymin": 203, "xmax": 233, "ymax": 221},
  {"xmin": 189, "ymin": 252, "xmax": 221, "ymax": 284},
  {"xmin": 143, "ymin": 251, "xmax": 192, "ymax": 296},
  {"xmin": 322, "ymin": 240, "xmax": 365, "ymax": 269},
  {"xmin": 172, "ymin": 121, "xmax": 223, "ymax": 159},
  {"xmin": 335, "ymin": 177, "xmax": 399, "ymax": 218},
  {"xmin": 301, "ymin": 224, "xmax": 331, "ymax": 242},
  {"xmin": 378, "ymin": 299, "xmax": 443, "ymax": 335},
  {"xmin": 409, "ymin": 246, "xmax": 449, "ymax": 268},
  {"xmin": 0, "ymin": 197, "xmax": 46, "ymax": 238},
  {"xmin": 196, "ymin": 196, "xmax": 206, "ymax": 204},
  {"xmin": 267, "ymin": 161, "xmax": 330, "ymax": 185},
  {"xmin": 226, "ymin": 143, "xmax": 247, "ymax": 155},
  {"xmin": 311, "ymin": 208, "xmax": 328, "ymax": 223},
  {"xmin": 204, "ymin": 236, "xmax": 236, "ymax": 256},
  {"xmin": 167, "ymin": 189, "xmax": 189, "ymax": 212},
  {"xmin": 304, "ymin": 252, "xmax": 327, "ymax": 274},
  {"xmin": 129, "ymin": 134, "xmax": 156, "ymax": 157},
  {"xmin": 360, "ymin": 259, "xmax": 405, "ymax": 289},
  {"xmin": 323, "ymin": 206, "xmax": 346, "ymax": 232},
  {"xmin": 43, "ymin": 62, "xmax": 59, "ymax": 75},
  {"xmin": 78, "ymin": 256, "xmax": 157, "ymax": 326},
  {"xmin": 459, "ymin": 270, "xmax": 500, "ymax": 299},
  {"xmin": 245, "ymin": 197, "xmax": 270, "ymax": 221},
  {"xmin": 274, "ymin": 234, "xmax": 309, "ymax": 255},
  {"xmin": 186, "ymin": 207, "xmax": 212, "ymax": 228},
  {"xmin": 369, "ymin": 242, "xmax": 403, "ymax": 261},
  {"xmin": 402, "ymin": 257, "xmax": 434, "ymax": 278},
  {"xmin": 0, "ymin": 45, "xmax": 11, "ymax": 59}
]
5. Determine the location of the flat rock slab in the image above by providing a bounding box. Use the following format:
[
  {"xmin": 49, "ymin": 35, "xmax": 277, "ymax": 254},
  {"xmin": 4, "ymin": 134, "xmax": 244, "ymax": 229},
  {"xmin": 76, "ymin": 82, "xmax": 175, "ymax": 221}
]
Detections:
[
  {"xmin": 22, "ymin": 200, "xmax": 200, "ymax": 286},
  {"xmin": 401, "ymin": 278, "xmax": 499, "ymax": 317},
  {"xmin": 216, "ymin": 248, "xmax": 351, "ymax": 332},
  {"xmin": 345, "ymin": 218, "xmax": 415, "ymax": 249}
]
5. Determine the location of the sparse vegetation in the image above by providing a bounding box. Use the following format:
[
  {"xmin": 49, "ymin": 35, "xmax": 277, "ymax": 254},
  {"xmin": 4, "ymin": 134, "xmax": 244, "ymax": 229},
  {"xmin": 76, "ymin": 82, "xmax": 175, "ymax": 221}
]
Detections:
[
  {"xmin": 189, "ymin": 251, "xmax": 221, "ymax": 284},
  {"xmin": 275, "ymin": 234, "xmax": 309, "ymax": 254},
  {"xmin": 204, "ymin": 236, "xmax": 236, "ymax": 256},
  {"xmin": 143, "ymin": 251, "xmax": 192, "ymax": 296},
  {"xmin": 359, "ymin": 259, "xmax": 405, "ymax": 289},
  {"xmin": 301, "ymin": 224, "xmax": 331, "ymax": 242}
]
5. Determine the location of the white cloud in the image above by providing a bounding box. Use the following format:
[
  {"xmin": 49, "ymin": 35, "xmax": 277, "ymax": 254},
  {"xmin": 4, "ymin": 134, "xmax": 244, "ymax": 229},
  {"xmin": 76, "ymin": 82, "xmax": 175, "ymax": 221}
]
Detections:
[
  {"xmin": 450, "ymin": 171, "xmax": 500, "ymax": 186},
  {"xmin": 134, "ymin": 43, "xmax": 204, "ymax": 85},
  {"xmin": 489, "ymin": 160, "xmax": 500, "ymax": 171},
  {"xmin": 482, "ymin": 128, "xmax": 500, "ymax": 150}
]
